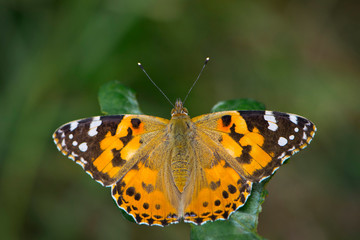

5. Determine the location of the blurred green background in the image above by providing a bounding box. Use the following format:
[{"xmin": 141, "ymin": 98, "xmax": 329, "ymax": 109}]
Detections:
[{"xmin": 1, "ymin": 0, "xmax": 359, "ymax": 239}]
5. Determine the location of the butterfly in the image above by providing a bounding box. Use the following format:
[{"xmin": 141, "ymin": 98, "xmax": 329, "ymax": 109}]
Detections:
[{"xmin": 53, "ymin": 98, "xmax": 316, "ymax": 226}]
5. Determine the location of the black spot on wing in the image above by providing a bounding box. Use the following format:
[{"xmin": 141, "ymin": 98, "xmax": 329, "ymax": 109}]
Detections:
[
  {"xmin": 222, "ymin": 210, "xmax": 229, "ymax": 219},
  {"xmin": 111, "ymin": 148, "xmax": 126, "ymax": 167},
  {"xmin": 195, "ymin": 217, "xmax": 204, "ymax": 225},
  {"xmin": 100, "ymin": 115, "xmax": 124, "ymax": 136},
  {"xmin": 210, "ymin": 180, "xmax": 221, "ymax": 190},
  {"xmin": 147, "ymin": 218, "xmax": 154, "ymax": 225},
  {"xmin": 228, "ymin": 184, "xmax": 237, "ymax": 194},
  {"xmin": 120, "ymin": 127, "xmax": 133, "ymax": 146},
  {"xmin": 135, "ymin": 214, "xmax": 142, "ymax": 223},
  {"xmin": 229, "ymin": 124, "xmax": 244, "ymax": 142},
  {"xmin": 141, "ymin": 182, "xmax": 154, "ymax": 193},
  {"xmin": 221, "ymin": 115, "xmax": 232, "ymax": 127},
  {"xmin": 126, "ymin": 187, "xmax": 135, "ymax": 196},
  {"xmin": 134, "ymin": 193, "xmax": 141, "ymax": 201},
  {"xmin": 222, "ymin": 190, "xmax": 229, "ymax": 199},
  {"xmin": 236, "ymin": 145, "xmax": 252, "ymax": 164},
  {"xmin": 238, "ymin": 111, "xmax": 266, "ymax": 132},
  {"xmin": 131, "ymin": 118, "xmax": 141, "ymax": 129},
  {"xmin": 160, "ymin": 219, "xmax": 169, "ymax": 226}
]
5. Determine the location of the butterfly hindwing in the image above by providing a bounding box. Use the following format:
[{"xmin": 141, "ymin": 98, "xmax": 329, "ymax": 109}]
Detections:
[
  {"xmin": 193, "ymin": 110, "xmax": 316, "ymax": 182},
  {"xmin": 53, "ymin": 115, "xmax": 169, "ymax": 186},
  {"xmin": 112, "ymin": 155, "xmax": 180, "ymax": 226},
  {"xmin": 183, "ymin": 158, "xmax": 253, "ymax": 225}
]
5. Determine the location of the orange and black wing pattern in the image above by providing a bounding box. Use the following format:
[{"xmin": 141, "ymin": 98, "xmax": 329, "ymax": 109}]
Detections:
[
  {"xmin": 53, "ymin": 115, "xmax": 169, "ymax": 186},
  {"xmin": 193, "ymin": 110, "xmax": 316, "ymax": 182}
]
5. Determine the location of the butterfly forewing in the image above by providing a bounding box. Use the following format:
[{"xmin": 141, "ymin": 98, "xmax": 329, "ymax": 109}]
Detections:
[
  {"xmin": 53, "ymin": 115, "xmax": 169, "ymax": 186},
  {"xmin": 193, "ymin": 110, "xmax": 316, "ymax": 182}
]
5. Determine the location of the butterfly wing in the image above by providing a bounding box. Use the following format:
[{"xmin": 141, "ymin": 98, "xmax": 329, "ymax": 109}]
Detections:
[
  {"xmin": 182, "ymin": 142, "xmax": 253, "ymax": 224},
  {"xmin": 53, "ymin": 115, "xmax": 168, "ymax": 185},
  {"xmin": 182, "ymin": 110, "xmax": 316, "ymax": 225},
  {"xmin": 192, "ymin": 110, "xmax": 316, "ymax": 182},
  {"xmin": 53, "ymin": 115, "xmax": 180, "ymax": 226},
  {"xmin": 112, "ymin": 141, "xmax": 181, "ymax": 226}
]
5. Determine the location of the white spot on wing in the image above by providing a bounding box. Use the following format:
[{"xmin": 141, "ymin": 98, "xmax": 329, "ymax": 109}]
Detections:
[
  {"xmin": 264, "ymin": 111, "xmax": 278, "ymax": 131},
  {"xmin": 72, "ymin": 141, "xmax": 78, "ymax": 146},
  {"xmin": 79, "ymin": 142, "xmax": 88, "ymax": 152},
  {"xmin": 80, "ymin": 157, "xmax": 87, "ymax": 164},
  {"xmin": 268, "ymin": 122, "xmax": 278, "ymax": 131},
  {"xmin": 278, "ymin": 137, "xmax": 288, "ymax": 146},
  {"xmin": 69, "ymin": 134, "xmax": 73, "ymax": 139},
  {"xmin": 303, "ymin": 132, "xmax": 307, "ymax": 140},
  {"xmin": 88, "ymin": 117, "xmax": 102, "ymax": 137},
  {"xmin": 289, "ymin": 135, "xmax": 295, "ymax": 140},
  {"xmin": 278, "ymin": 152, "xmax": 286, "ymax": 159},
  {"xmin": 88, "ymin": 128, "xmax": 98, "ymax": 137},
  {"xmin": 294, "ymin": 127, "xmax": 299, "ymax": 132},
  {"xmin": 70, "ymin": 121, "xmax": 79, "ymax": 131},
  {"xmin": 265, "ymin": 110, "xmax": 273, "ymax": 115},
  {"xmin": 289, "ymin": 115, "xmax": 298, "ymax": 124}
]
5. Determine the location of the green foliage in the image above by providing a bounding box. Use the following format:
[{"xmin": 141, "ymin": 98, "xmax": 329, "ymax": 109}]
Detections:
[
  {"xmin": 99, "ymin": 81, "xmax": 268, "ymax": 239},
  {"xmin": 211, "ymin": 99, "xmax": 266, "ymax": 112},
  {"xmin": 99, "ymin": 80, "xmax": 143, "ymax": 115}
]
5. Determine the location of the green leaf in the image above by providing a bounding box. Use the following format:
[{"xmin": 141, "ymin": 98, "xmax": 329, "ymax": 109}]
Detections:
[
  {"xmin": 211, "ymin": 99, "xmax": 266, "ymax": 112},
  {"xmin": 98, "ymin": 80, "xmax": 142, "ymax": 115},
  {"xmin": 190, "ymin": 98, "xmax": 267, "ymax": 240},
  {"xmin": 98, "ymin": 83, "xmax": 268, "ymax": 237}
]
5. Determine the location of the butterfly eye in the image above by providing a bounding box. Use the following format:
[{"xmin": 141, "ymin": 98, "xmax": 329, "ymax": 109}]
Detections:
[{"xmin": 182, "ymin": 107, "xmax": 189, "ymax": 115}]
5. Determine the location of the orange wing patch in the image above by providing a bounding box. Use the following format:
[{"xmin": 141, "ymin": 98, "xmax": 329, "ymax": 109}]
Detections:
[
  {"xmin": 184, "ymin": 159, "xmax": 252, "ymax": 225},
  {"xmin": 112, "ymin": 161, "xmax": 179, "ymax": 226}
]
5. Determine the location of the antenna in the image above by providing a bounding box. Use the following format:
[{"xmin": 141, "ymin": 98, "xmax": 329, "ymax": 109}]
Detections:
[
  {"xmin": 183, "ymin": 57, "xmax": 210, "ymax": 105},
  {"xmin": 138, "ymin": 62, "xmax": 174, "ymax": 107}
]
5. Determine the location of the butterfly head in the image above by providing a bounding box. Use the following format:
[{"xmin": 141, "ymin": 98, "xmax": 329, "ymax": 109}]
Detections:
[{"xmin": 171, "ymin": 99, "xmax": 189, "ymax": 117}]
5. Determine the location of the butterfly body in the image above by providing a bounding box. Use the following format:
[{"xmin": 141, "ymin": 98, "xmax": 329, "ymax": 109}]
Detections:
[
  {"xmin": 53, "ymin": 99, "xmax": 316, "ymax": 226},
  {"xmin": 168, "ymin": 116, "xmax": 193, "ymax": 193}
]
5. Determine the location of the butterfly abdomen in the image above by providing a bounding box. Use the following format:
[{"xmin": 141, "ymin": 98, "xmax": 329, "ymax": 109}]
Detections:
[{"xmin": 168, "ymin": 116, "xmax": 194, "ymax": 193}]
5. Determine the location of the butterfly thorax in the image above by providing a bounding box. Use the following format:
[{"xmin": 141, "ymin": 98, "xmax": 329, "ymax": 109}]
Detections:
[{"xmin": 169, "ymin": 99, "xmax": 194, "ymax": 193}]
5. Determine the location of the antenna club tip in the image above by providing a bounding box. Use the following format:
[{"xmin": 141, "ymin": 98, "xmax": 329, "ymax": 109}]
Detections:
[
  {"xmin": 205, "ymin": 57, "xmax": 210, "ymax": 64},
  {"xmin": 137, "ymin": 62, "xmax": 144, "ymax": 69}
]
